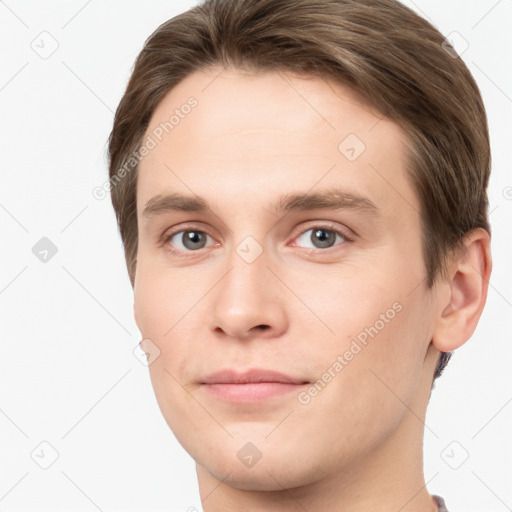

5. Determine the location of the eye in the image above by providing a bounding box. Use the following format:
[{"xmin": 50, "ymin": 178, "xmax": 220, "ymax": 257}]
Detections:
[
  {"xmin": 162, "ymin": 224, "xmax": 351, "ymax": 256},
  {"xmin": 165, "ymin": 229, "xmax": 216, "ymax": 253},
  {"xmin": 292, "ymin": 225, "xmax": 350, "ymax": 250}
]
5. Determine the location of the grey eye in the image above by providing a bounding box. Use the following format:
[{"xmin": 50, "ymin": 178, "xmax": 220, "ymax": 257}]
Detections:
[
  {"xmin": 295, "ymin": 228, "xmax": 346, "ymax": 249},
  {"xmin": 311, "ymin": 229, "xmax": 336, "ymax": 248},
  {"xmin": 171, "ymin": 231, "xmax": 210, "ymax": 251}
]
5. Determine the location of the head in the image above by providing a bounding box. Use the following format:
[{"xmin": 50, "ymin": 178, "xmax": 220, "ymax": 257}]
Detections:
[{"xmin": 108, "ymin": 0, "xmax": 491, "ymax": 495}]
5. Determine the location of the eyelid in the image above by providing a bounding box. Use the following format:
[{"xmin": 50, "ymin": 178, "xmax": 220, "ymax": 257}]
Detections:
[{"xmin": 161, "ymin": 222, "xmax": 216, "ymax": 241}]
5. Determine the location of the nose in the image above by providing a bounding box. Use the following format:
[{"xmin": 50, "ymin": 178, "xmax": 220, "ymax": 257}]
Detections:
[{"xmin": 208, "ymin": 248, "xmax": 288, "ymax": 340}]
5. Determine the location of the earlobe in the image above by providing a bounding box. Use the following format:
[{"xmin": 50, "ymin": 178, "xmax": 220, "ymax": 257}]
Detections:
[{"xmin": 432, "ymin": 228, "xmax": 492, "ymax": 353}]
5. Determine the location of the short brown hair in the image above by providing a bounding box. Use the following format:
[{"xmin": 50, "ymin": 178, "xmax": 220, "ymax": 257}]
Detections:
[{"xmin": 108, "ymin": 0, "xmax": 491, "ymax": 382}]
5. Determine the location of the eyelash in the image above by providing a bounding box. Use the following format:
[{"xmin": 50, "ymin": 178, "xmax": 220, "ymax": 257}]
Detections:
[{"xmin": 161, "ymin": 223, "xmax": 353, "ymax": 257}]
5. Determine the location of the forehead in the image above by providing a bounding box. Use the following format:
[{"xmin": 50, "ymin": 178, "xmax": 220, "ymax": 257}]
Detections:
[{"xmin": 137, "ymin": 66, "xmax": 417, "ymax": 223}]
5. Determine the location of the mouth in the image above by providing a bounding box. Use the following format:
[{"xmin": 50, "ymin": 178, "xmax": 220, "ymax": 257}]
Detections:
[{"xmin": 200, "ymin": 368, "xmax": 310, "ymax": 403}]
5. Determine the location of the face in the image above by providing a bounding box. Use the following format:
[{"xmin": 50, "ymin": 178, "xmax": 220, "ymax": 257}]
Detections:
[{"xmin": 134, "ymin": 66, "xmax": 439, "ymax": 490}]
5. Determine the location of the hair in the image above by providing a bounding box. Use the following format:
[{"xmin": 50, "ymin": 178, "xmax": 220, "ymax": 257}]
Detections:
[{"xmin": 108, "ymin": 0, "xmax": 491, "ymax": 384}]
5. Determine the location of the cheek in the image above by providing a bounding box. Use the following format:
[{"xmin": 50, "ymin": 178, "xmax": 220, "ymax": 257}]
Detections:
[
  {"xmin": 134, "ymin": 281, "xmax": 170, "ymax": 337},
  {"xmin": 294, "ymin": 279, "xmax": 433, "ymax": 462},
  {"xmin": 133, "ymin": 266, "xmax": 201, "ymax": 434},
  {"xmin": 134, "ymin": 261, "xmax": 208, "ymax": 390},
  {"xmin": 299, "ymin": 260, "xmax": 433, "ymax": 401},
  {"xmin": 134, "ymin": 259, "xmax": 195, "ymax": 338}
]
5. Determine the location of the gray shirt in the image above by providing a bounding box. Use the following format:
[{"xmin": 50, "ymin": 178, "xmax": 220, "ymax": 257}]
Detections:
[{"xmin": 433, "ymin": 495, "xmax": 449, "ymax": 512}]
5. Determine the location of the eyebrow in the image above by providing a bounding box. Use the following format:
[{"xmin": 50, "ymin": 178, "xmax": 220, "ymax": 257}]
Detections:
[
  {"xmin": 143, "ymin": 194, "xmax": 209, "ymax": 217},
  {"xmin": 142, "ymin": 189, "xmax": 380, "ymax": 218}
]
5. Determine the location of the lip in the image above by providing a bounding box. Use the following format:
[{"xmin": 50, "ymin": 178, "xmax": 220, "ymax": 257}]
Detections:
[{"xmin": 200, "ymin": 368, "xmax": 309, "ymax": 403}]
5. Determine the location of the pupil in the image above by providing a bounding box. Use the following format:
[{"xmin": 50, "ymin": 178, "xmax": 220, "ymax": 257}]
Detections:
[
  {"xmin": 312, "ymin": 229, "xmax": 335, "ymax": 248},
  {"xmin": 183, "ymin": 231, "xmax": 206, "ymax": 250}
]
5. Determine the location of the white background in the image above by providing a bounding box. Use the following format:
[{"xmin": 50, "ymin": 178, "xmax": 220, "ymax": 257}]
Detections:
[{"xmin": 0, "ymin": 1, "xmax": 511, "ymax": 511}]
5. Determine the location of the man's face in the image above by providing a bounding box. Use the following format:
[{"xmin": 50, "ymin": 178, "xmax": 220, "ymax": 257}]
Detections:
[{"xmin": 134, "ymin": 67, "xmax": 439, "ymax": 490}]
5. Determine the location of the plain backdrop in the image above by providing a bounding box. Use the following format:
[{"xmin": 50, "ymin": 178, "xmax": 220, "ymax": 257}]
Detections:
[{"xmin": 0, "ymin": 1, "xmax": 511, "ymax": 511}]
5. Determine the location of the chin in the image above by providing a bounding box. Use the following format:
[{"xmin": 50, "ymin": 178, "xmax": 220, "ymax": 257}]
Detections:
[
  {"xmin": 196, "ymin": 447, "xmax": 321, "ymax": 492},
  {"xmin": 203, "ymin": 462, "xmax": 303, "ymax": 491}
]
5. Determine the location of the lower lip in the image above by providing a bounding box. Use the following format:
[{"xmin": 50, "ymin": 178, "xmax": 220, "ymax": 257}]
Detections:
[{"xmin": 202, "ymin": 382, "xmax": 307, "ymax": 402}]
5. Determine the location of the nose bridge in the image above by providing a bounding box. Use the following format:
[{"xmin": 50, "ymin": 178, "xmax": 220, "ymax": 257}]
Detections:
[
  {"xmin": 221, "ymin": 216, "xmax": 272, "ymax": 288},
  {"xmin": 221, "ymin": 236, "xmax": 273, "ymax": 308},
  {"xmin": 209, "ymin": 232, "xmax": 287, "ymax": 338}
]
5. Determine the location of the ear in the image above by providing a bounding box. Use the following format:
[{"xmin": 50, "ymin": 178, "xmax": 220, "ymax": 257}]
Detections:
[{"xmin": 432, "ymin": 228, "xmax": 492, "ymax": 352}]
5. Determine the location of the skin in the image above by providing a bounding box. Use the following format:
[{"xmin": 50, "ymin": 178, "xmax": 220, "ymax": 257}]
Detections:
[{"xmin": 133, "ymin": 66, "xmax": 491, "ymax": 511}]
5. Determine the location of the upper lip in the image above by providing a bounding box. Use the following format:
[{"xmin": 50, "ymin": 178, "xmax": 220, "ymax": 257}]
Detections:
[{"xmin": 201, "ymin": 368, "xmax": 309, "ymax": 385}]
